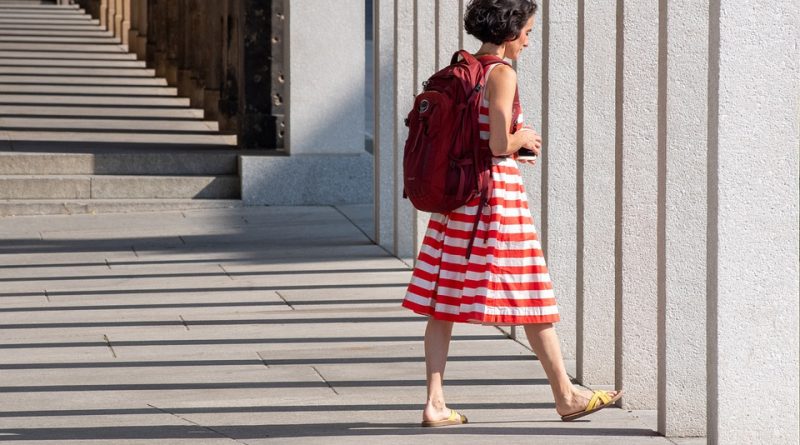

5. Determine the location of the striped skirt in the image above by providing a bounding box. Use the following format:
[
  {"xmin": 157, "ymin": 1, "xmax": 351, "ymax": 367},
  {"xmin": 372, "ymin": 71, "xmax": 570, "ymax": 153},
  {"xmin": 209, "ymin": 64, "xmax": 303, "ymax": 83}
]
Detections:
[{"xmin": 401, "ymin": 157, "xmax": 559, "ymax": 325}]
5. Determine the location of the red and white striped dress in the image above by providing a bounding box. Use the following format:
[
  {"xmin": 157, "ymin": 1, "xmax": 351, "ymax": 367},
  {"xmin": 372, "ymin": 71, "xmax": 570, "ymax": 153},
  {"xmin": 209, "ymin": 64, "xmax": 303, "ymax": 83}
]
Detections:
[{"xmin": 401, "ymin": 63, "xmax": 559, "ymax": 326}]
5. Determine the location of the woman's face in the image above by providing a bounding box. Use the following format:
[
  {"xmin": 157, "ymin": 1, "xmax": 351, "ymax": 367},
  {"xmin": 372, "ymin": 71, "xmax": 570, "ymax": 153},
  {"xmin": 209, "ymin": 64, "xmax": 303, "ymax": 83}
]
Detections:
[{"xmin": 506, "ymin": 16, "xmax": 535, "ymax": 60}]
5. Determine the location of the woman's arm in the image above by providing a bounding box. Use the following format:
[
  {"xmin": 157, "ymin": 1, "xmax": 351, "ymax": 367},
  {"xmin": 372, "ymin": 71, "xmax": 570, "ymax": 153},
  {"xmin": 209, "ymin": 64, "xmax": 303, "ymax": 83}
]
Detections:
[{"xmin": 486, "ymin": 64, "xmax": 541, "ymax": 157}]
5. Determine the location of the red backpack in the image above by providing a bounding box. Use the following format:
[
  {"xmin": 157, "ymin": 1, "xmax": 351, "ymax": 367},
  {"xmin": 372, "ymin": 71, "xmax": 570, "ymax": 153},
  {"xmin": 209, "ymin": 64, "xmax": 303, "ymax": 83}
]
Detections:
[{"xmin": 402, "ymin": 51, "xmax": 517, "ymax": 256}]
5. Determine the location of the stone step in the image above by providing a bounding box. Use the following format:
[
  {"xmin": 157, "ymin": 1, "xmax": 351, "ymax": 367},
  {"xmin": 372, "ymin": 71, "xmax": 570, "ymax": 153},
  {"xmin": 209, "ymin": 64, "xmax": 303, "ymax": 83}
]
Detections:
[
  {"xmin": 0, "ymin": 117, "xmax": 218, "ymax": 132},
  {"xmin": 0, "ymin": 95, "xmax": 190, "ymax": 107},
  {"xmin": 0, "ymin": 175, "xmax": 240, "ymax": 199},
  {"xmin": 0, "ymin": 50, "xmax": 137, "ymax": 60},
  {"xmin": 0, "ymin": 198, "xmax": 242, "ymax": 217},
  {"xmin": 0, "ymin": 105, "xmax": 203, "ymax": 118},
  {"xmin": 0, "ymin": 42, "xmax": 121, "ymax": 51},
  {"xmin": 0, "ymin": 84, "xmax": 177, "ymax": 96},
  {"xmin": 0, "ymin": 23, "xmax": 102, "ymax": 31},
  {"xmin": 0, "ymin": 4, "xmax": 80, "ymax": 8},
  {"xmin": 1, "ymin": 130, "xmax": 237, "ymax": 146},
  {"xmin": 0, "ymin": 75, "xmax": 165, "ymax": 85},
  {"xmin": 0, "ymin": 29, "xmax": 114, "ymax": 37},
  {"xmin": 0, "ymin": 35, "xmax": 121, "ymax": 44},
  {"xmin": 0, "ymin": 151, "xmax": 238, "ymax": 175},
  {"xmin": 0, "ymin": 19, "xmax": 100, "ymax": 27},
  {"xmin": 0, "ymin": 58, "xmax": 147, "ymax": 67},
  {"xmin": 0, "ymin": 66, "xmax": 155, "ymax": 76},
  {"xmin": 0, "ymin": 13, "xmax": 94, "ymax": 20}
]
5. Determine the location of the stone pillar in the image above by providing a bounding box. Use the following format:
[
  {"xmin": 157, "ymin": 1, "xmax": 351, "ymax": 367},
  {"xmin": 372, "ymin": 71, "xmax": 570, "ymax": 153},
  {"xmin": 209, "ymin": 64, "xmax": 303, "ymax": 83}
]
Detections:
[
  {"xmin": 516, "ymin": 1, "xmax": 543, "ymax": 247},
  {"xmin": 149, "ymin": 0, "xmax": 168, "ymax": 78},
  {"xmin": 543, "ymin": 0, "xmax": 578, "ymax": 360},
  {"xmin": 204, "ymin": 1, "xmax": 223, "ymax": 120},
  {"xmin": 164, "ymin": 0, "xmax": 179, "ymax": 85},
  {"xmin": 175, "ymin": 0, "xmax": 193, "ymax": 100},
  {"xmin": 393, "ymin": 0, "xmax": 416, "ymax": 261},
  {"xmin": 436, "ymin": 0, "xmax": 459, "ymax": 70},
  {"xmin": 99, "ymin": 0, "xmax": 108, "ymax": 29},
  {"xmin": 657, "ymin": 0, "xmax": 708, "ymax": 437},
  {"xmin": 285, "ymin": 0, "xmax": 365, "ymax": 155},
  {"xmin": 106, "ymin": 0, "xmax": 115, "ymax": 36},
  {"xmin": 114, "ymin": 0, "xmax": 124, "ymax": 43},
  {"xmin": 189, "ymin": 0, "xmax": 208, "ymax": 110},
  {"xmin": 708, "ymin": 0, "xmax": 799, "ymax": 443},
  {"xmin": 616, "ymin": 0, "xmax": 659, "ymax": 409},
  {"xmin": 576, "ymin": 0, "xmax": 615, "ymax": 386},
  {"xmin": 135, "ymin": 0, "xmax": 147, "ymax": 60},
  {"xmin": 128, "ymin": 0, "xmax": 140, "ymax": 54},
  {"xmin": 374, "ymin": 0, "xmax": 395, "ymax": 251},
  {"xmin": 458, "ymin": 0, "xmax": 481, "ymax": 53},
  {"xmin": 239, "ymin": 0, "xmax": 277, "ymax": 148},
  {"xmin": 120, "ymin": 0, "xmax": 131, "ymax": 46}
]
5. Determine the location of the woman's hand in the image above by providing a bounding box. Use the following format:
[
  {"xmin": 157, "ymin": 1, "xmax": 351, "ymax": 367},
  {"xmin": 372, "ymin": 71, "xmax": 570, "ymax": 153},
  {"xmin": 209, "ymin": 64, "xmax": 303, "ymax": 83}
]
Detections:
[{"xmin": 519, "ymin": 127, "xmax": 542, "ymax": 155}]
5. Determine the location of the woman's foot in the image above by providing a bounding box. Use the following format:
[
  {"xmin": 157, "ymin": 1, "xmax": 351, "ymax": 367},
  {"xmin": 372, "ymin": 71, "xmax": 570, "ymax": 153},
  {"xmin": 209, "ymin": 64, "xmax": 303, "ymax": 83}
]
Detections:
[
  {"xmin": 555, "ymin": 386, "xmax": 622, "ymax": 418},
  {"xmin": 421, "ymin": 406, "xmax": 468, "ymax": 427},
  {"xmin": 422, "ymin": 403, "xmax": 453, "ymax": 424}
]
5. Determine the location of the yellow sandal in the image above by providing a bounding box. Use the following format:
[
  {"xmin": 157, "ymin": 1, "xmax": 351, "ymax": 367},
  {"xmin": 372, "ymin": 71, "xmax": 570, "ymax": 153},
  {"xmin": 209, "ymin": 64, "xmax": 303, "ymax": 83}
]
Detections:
[
  {"xmin": 561, "ymin": 390, "xmax": 623, "ymax": 422},
  {"xmin": 421, "ymin": 409, "xmax": 469, "ymax": 427}
]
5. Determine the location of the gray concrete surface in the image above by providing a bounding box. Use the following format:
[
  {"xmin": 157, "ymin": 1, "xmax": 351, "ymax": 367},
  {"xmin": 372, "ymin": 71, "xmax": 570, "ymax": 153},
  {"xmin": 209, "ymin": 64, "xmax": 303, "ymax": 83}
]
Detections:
[{"xmin": 0, "ymin": 205, "xmax": 685, "ymax": 444}]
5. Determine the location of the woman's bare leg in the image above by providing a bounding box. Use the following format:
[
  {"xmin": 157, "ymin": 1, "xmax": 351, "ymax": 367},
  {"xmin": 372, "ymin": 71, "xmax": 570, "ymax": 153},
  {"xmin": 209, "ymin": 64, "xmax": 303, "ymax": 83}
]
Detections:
[
  {"xmin": 422, "ymin": 317, "xmax": 454, "ymax": 421},
  {"xmin": 523, "ymin": 323, "xmax": 619, "ymax": 415}
]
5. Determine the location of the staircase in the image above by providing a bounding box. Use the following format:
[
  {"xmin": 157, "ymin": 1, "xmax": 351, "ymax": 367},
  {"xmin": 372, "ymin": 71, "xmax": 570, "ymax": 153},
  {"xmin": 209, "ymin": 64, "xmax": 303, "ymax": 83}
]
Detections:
[{"xmin": 0, "ymin": 0, "xmax": 243, "ymax": 216}]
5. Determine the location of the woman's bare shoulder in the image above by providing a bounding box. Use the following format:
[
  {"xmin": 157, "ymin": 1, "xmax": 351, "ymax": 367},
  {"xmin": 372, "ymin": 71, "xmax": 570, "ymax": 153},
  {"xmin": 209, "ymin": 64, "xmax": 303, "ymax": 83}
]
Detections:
[{"xmin": 486, "ymin": 63, "xmax": 517, "ymax": 98}]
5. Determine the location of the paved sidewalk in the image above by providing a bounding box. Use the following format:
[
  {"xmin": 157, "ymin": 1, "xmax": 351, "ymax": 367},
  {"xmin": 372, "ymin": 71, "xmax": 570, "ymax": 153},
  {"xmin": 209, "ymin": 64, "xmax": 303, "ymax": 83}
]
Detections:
[{"xmin": 0, "ymin": 206, "xmax": 690, "ymax": 444}]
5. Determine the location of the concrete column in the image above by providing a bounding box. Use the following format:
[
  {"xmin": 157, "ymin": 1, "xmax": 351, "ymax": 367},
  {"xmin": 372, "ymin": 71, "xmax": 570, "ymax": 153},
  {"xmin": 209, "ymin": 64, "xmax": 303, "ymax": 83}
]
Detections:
[
  {"xmin": 135, "ymin": 0, "xmax": 147, "ymax": 60},
  {"xmin": 114, "ymin": 0, "xmax": 124, "ymax": 43},
  {"xmin": 436, "ymin": 0, "xmax": 459, "ymax": 71},
  {"xmin": 120, "ymin": 0, "xmax": 131, "ymax": 46},
  {"xmin": 189, "ymin": 0, "xmax": 208, "ymax": 110},
  {"xmin": 164, "ymin": 0, "xmax": 179, "ymax": 85},
  {"xmin": 175, "ymin": 0, "xmax": 193, "ymax": 100},
  {"xmin": 616, "ymin": 0, "xmax": 659, "ymax": 409},
  {"xmin": 708, "ymin": 0, "xmax": 799, "ymax": 443},
  {"xmin": 286, "ymin": 0, "xmax": 365, "ymax": 155},
  {"xmin": 576, "ymin": 0, "xmax": 615, "ymax": 386},
  {"xmin": 150, "ymin": 0, "xmax": 168, "ymax": 78},
  {"xmin": 393, "ymin": 0, "xmax": 415, "ymax": 261},
  {"xmin": 204, "ymin": 0, "xmax": 224, "ymax": 121},
  {"xmin": 128, "ymin": 0, "xmax": 139, "ymax": 53},
  {"xmin": 458, "ymin": 0, "xmax": 481, "ymax": 53},
  {"xmin": 374, "ymin": 0, "xmax": 395, "ymax": 251},
  {"xmin": 411, "ymin": 0, "xmax": 435, "ymax": 254},
  {"xmin": 657, "ymin": 0, "xmax": 708, "ymax": 437},
  {"xmin": 542, "ymin": 0, "xmax": 578, "ymax": 360},
  {"xmin": 99, "ymin": 0, "xmax": 108, "ymax": 29},
  {"xmin": 516, "ymin": 2, "xmax": 543, "ymax": 241},
  {"xmin": 106, "ymin": 0, "xmax": 115, "ymax": 36},
  {"xmin": 239, "ymin": 0, "xmax": 277, "ymax": 149}
]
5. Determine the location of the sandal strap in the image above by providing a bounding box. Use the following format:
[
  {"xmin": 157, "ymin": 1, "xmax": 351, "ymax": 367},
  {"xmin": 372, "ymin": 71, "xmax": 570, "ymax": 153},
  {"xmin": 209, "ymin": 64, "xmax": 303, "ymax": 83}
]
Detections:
[{"xmin": 586, "ymin": 391, "xmax": 612, "ymax": 411}]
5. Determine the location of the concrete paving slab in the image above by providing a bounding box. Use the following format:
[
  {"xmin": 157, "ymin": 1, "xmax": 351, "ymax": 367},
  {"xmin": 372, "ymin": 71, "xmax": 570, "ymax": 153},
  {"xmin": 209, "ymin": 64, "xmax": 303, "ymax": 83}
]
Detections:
[{"xmin": 0, "ymin": 207, "xmax": 671, "ymax": 444}]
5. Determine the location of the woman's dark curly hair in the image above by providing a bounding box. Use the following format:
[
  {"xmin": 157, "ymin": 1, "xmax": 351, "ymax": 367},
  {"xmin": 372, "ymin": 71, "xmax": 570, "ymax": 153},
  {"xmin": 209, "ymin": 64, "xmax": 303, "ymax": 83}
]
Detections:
[{"xmin": 464, "ymin": 0, "xmax": 537, "ymax": 45}]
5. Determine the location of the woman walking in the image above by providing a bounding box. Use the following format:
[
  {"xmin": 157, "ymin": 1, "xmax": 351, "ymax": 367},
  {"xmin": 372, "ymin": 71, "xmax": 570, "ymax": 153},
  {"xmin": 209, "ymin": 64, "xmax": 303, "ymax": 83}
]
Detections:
[{"xmin": 402, "ymin": 0, "xmax": 622, "ymax": 426}]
